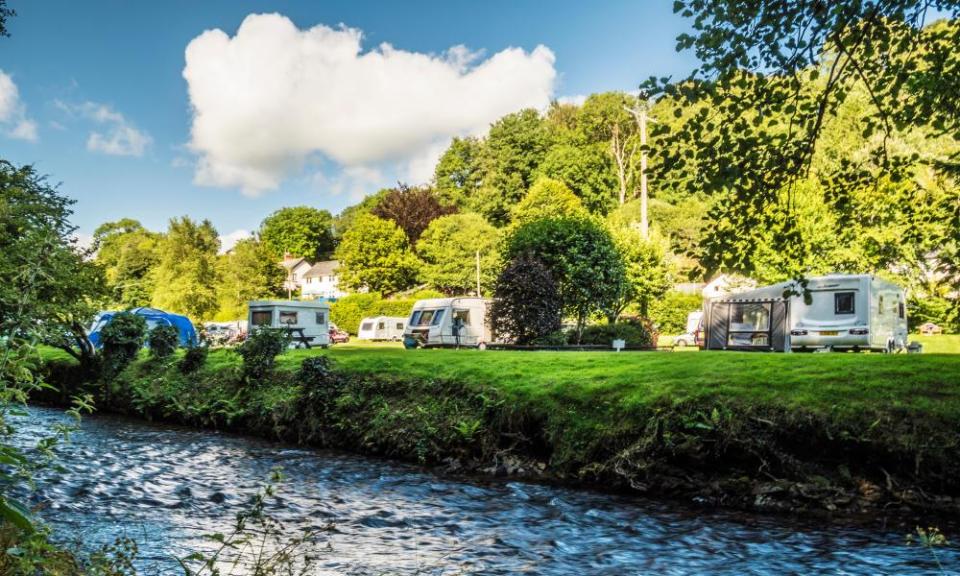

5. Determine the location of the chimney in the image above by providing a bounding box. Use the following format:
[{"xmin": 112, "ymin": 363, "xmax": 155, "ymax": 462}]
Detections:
[{"xmin": 283, "ymin": 252, "xmax": 295, "ymax": 262}]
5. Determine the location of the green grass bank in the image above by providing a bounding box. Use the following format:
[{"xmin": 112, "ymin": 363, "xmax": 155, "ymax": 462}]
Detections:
[{"xmin": 41, "ymin": 341, "xmax": 960, "ymax": 520}]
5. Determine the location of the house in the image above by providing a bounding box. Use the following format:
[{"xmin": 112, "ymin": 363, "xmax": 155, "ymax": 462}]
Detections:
[
  {"xmin": 279, "ymin": 254, "xmax": 314, "ymax": 297},
  {"xmin": 301, "ymin": 260, "xmax": 346, "ymax": 299}
]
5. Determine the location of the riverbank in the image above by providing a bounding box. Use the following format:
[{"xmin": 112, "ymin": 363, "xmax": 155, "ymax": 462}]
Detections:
[{"xmin": 40, "ymin": 344, "xmax": 960, "ymax": 522}]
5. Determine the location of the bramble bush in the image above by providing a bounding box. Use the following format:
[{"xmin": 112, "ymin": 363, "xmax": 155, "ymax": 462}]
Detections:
[
  {"xmin": 147, "ymin": 324, "xmax": 179, "ymax": 359},
  {"xmin": 237, "ymin": 328, "xmax": 291, "ymax": 381},
  {"xmin": 99, "ymin": 312, "xmax": 147, "ymax": 377}
]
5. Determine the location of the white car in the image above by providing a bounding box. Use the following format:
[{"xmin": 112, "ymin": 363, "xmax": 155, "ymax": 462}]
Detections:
[{"xmin": 673, "ymin": 332, "xmax": 697, "ymax": 347}]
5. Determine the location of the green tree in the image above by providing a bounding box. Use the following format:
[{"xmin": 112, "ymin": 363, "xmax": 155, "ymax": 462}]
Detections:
[
  {"xmin": 505, "ymin": 217, "xmax": 626, "ymax": 340},
  {"xmin": 335, "ymin": 214, "xmax": 420, "ymax": 295},
  {"xmin": 259, "ymin": 206, "xmax": 335, "ymax": 261},
  {"xmin": 537, "ymin": 142, "xmax": 618, "ymax": 214},
  {"xmin": 478, "ymin": 109, "xmax": 555, "ymax": 224},
  {"xmin": 612, "ymin": 226, "xmax": 671, "ymax": 317},
  {"xmin": 578, "ymin": 92, "xmax": 641, "ymax": 207},
  {"xmin": 510, "ymin": 176, "xmax": 589, "ymax": 227},
  {"xmin": 0, "ymin": 161, "xmax": 106, "ymax": 368},
  {"xmin": 93, "ymin": 218, "xmax": 161, "ymax": 307},
  {"xmin": 417, "ymin": 213, "xmax": 500, "ymax": 295},
  {"xmin": 216, "ymin": 238, "xmax": 285, "ymax": 321},
  {"xmin": 434, "ymin": 136, "xmax": 486, "ymax": 209},
  {"xmin": 151, "ymin": 217, "xmax": 220, "ymax": 320}
]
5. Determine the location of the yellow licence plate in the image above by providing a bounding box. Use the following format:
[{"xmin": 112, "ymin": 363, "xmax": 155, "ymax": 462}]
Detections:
[{"xmin": 819, "ymin": 331, "xmax": 839, "ymax": 336}]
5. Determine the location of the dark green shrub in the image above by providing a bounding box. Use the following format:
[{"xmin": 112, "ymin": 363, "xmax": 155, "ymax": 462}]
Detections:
[
  {"xmin": 180, "ymin": 345, "xmax": 208, "ymax": 374},
  {"xmin": 99, "ymin": 312, "xmax": 147, "ymax": 377},
  {"xmin": 296, "ymin": 356, "xmax": 344, "ymax": 422},
  {"xmin": 491, "ymin": 253, "xmax": 562, "ymax": 344},
  {"xmin": 573, "ymin": 317, "xmax": 657, "ymax": 348},
  {"xmin": 237, "ymin": 328, "xmax": 291, "ymax": 381},
  {"xmin": 529, "ymin": 330, "xmax": 567, "ymax": 346},
  {"xmin": 147, "ymin": 324, "xmax": 180, "ymax": 359}
]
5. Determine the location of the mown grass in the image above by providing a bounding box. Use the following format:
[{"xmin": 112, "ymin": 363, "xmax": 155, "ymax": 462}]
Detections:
[{"xmin": 273, "ymin": 344, "xmax": 960, "ymax": 419}]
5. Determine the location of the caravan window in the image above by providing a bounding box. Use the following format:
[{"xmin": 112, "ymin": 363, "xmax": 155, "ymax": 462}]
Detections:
[
  {"xmin": 730, "ymin": 303, "xmax": 770, "ymax": 331},
  {"xmin": 377, "ymin": 322, "xmax": 385, "ymax": 330},
  {"xmin": 409, "ymin": 311, "xmax": 422, "ymax": 326},
  {"xmin": 251, "ymin": 311, "xmax": 272, "ymax": 326},
  {"xmin": 418, "ymin": 310, "xmax": 435, "ymax": 326},
  {"xmin": 726, "ymin": 302, "xmax": 771, "ymax": 348},
  {"xmin": 361, "ymin": 322, "xmax": 373, "ymax": 331},
  {"xmin": 430, "ymin": 309, "xmax": 445, "ymax": 326},
  {"xmin": 453, "ymin": 309, "xmax": 470, "ymax": 326},
  {"xmin": 395, "ymin": 322, "xmax": 404, "ymax": 330},
  {"xmin": 835, "ymin": 292, "xmax": 855, "ymax": 315},
  {"xmin": 315, "ymin": 312, "xmax": 326, "ymax": 325},
  {"xmin": 898, "ymin": 301, "xmax": 905, "ymax": 319},
  {"xmin": 279, "ymin": 311, "xmax": 298, "ymax": 325}
]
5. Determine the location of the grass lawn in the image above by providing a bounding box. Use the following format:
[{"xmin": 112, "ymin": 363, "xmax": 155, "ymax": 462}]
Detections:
[{"xmin": 270, "ymin": 339, "xmax": 960, "ymax": 421}]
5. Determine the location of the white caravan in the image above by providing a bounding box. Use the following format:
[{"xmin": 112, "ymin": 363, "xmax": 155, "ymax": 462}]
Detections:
[
  {"xmin": 357, "ymin": 316, "xmax": 407, "ymax": 341},
  {"xmin": 403, "ymin": 297, "xmax": 491, "ymax": 348},
  {"xmin": 247, "ymin": 300, "xmax": 331, "ymax": 347},
  {"xmin": 786, "ymin": 274, "xmax": 907, "ymax": 352},
  {"xmin": 709, "ymin": 274, "xmax": 908, "ymax": 352}
]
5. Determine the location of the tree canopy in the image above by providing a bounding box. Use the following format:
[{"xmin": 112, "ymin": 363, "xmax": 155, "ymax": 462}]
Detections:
[
  {"xmin": 259, "ymin": 206, "xmax": 335, "ymax": 261},
  {"xmin": 335, "ymin": 213, "xmax": 420, "ymax": 295},
  {"xmin": 151, "ymin": 217, "xmax": 220, "ymax": 321},
  {"xmin": 417, "ymin": 213, "xmax": 500, "ymax": 295}
]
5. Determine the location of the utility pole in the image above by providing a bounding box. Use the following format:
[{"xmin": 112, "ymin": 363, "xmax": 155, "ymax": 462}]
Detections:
[
  {"xmin": 625, "ymin": 88, "xmax": 653, "ymax": 239},
  {"xmin": 475, "ymin": 250, "xmax": 481, "ymax": 297}
]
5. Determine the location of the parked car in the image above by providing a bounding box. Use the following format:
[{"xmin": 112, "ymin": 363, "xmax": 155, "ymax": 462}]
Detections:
[
  {"xmin": 673, "ymin": 332, "xmax": 697, "ymax": 347},
  {"xmin": 329, "ymin": 324, "xmax": 350, "ymax": 344}
]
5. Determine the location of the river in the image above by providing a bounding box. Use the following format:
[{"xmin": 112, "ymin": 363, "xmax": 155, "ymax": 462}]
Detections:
[{"xmin": 14, "ymin": 407, "xmax": 958, "ymax": 575}]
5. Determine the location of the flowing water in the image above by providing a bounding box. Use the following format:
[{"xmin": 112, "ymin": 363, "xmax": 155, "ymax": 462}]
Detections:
[{"xmin": 14, "ymin": 406, "xmax": 959, "ymax": 575}]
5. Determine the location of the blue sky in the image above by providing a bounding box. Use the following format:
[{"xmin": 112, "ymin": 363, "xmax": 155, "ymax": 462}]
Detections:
[{"xmin": 0, "ymin": 1, "xmax": 696, "ymax": 244}]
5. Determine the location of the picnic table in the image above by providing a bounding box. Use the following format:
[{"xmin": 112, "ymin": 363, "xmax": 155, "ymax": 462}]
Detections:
[{"xmin": 283, "ymin": 327, "xmax": 313, "ymax": 349}]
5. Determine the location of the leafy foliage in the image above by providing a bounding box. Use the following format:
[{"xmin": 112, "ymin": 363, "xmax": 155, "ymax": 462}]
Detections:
[
  {"xmin": 215, "ymin": 237, "xmax": 285, "ymax": 321},
  {"xmin": 649, "ymin": 290, "xmax": 703, "ymax": 334},
  {"xmin": 93, "ymin": 218, "xmax": 161, "ymax": 308},
  {"xmin": 417, "ymin": 213, "xmax": 499, "ymax": 295},
  {"xmin": 236, "ymin": 328, "xmax": 291, "ymax": 382},
  {"xmin": 612, "ymin": 227, "xmax": 672, "ymax": 317},
  {"xmin": 151, "ymin": 217, "xmax": 220, "ymax": 321},
  {"xmin": 180, "ymin": 345, "xmax": 208, "ymax": 374},
  {"xmin": 505, "ymin": 217, "xmax": 626, "ymax": 338},
  {"xmin": 99, "ymin": 312, "xmax": 147, "ymax": 378},
  {"xmin": 334, "ymin": 214, "xmax": 420, "ymax": 295},
  {"xmin": 147, "ymin": 324, "xmax": 180, "ymax": 359},
  {"xmin": 370, "ymin": 183, "xmax": 457, "ymax": 245},
  {"xmin": 259, "ymin": 206, "xmax": 335, "ymax": 261},
  {"xmin": 490, "ymin": 253, "xmax": 563, "ymax": 344},
  {"xmin": 574, "ymin": 316, "xmax": 657, "ymax": 348},
  {"xmin": 434, "ymin": 136, "xmax": 485, "ymax": 209},
  {"xmin": 510, "ymin": 176, "xmax": 588, "ymax": 226}
]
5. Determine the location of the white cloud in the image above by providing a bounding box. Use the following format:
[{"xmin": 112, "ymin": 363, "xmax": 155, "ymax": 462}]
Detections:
[
  {"xmin": 57, "ymin": 100, "xmax": 152, "ymax": 156},
  {"xmin": 218, "ymin": 229, "xmax": 253, "ymax": 254},
  {"xmin": 0, "ymin": 70, "xmax": 38, "ymax": 141},
  {"xmin": 183, "ymin": 13, "xmax": 557, "ymax": 196}
]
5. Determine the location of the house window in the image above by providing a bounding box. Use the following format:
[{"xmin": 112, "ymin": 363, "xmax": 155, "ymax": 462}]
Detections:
[
  {"xmin": 251, "ymin": 311, "xmax": 272, "ymax": 326},
  {"xmin": 835, "ymin": 292, "xmax": 855, "ymax": 315},
  {"xmin": 279, "ymin": 311, "xmax": 298, "ymax": 325},
  {"xmin": 315, "ymin": 312, "xmax": 326, "ymax": 325}
]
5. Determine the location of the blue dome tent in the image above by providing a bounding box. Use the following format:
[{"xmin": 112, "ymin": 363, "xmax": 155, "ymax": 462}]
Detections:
[{"xmin": 88, "ymin": 307, "xmax": 198, "ymax": 349}]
